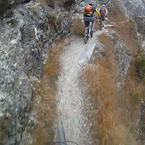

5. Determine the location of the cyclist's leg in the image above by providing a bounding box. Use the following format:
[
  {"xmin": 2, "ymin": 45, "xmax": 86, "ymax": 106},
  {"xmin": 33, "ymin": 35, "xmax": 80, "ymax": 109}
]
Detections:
[
  {"xmin": 101, "ymin": 14, "xmax": 105, "ymax": 28},
  {"xmin": 85, "ymin": 21, "xmax": 89, "ymax": 35},
  {"xmin": 84, "ymin": 16, "xmax": 90, "ymax": 35},
  {"xmin": 99, "ymin": 17, "xmax": 102, "ymax": 30},
  {"xmin": 102, "ymin": 16, "xmax": 104, "ymax": 27},
  {"xmin": 84, "ymin": 17, "xmax": 90, "ymax": 43},
  {"xmin": 84, "ymin": 16, "xmax": 90, "ymax": 27},
  {"xmin": 90, "ymin": 21, "xmax": 94, "ymax": 37},
  {"xmin": 85, "ymin": 21, "xmax": 89, "ymax": 28},
  {"xmin": 88, "ymin": 21, "xmax": 91, "ymax": 36},
  {"xmin": 86, "ymin": 17, "xmax": 92, "ymax": 37},
  {"xmin": 89, "ymin": 16, "xmax": 95, "ymax": 36},
  {"xmin": 91, "ymin": 16, "xmax": 95, "ymax": 31}
]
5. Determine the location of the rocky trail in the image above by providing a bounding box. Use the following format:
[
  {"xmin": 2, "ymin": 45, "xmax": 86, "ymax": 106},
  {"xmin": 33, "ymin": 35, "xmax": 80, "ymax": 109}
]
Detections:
[{"xmin": 56, "ymin": 28, "xmax": 109, "ymax": 145}]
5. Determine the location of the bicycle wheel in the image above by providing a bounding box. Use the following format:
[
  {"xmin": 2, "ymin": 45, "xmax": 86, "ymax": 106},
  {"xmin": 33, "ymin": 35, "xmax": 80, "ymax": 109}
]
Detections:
[{"xmin": 84, "ymin": 27, "xmax": 89, "ymax": 44}]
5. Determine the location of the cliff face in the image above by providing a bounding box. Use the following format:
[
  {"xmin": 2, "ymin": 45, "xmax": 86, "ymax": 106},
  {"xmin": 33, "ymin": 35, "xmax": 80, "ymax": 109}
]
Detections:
[
  {"xmin": 119, "ymin": 0, "xmax": 145, "ymax": 16},
  {"xmin": 0, "ymin": 0, "xmax": 77, "ymax": 144},
  {"xmin": 118, "ymin": 0, "xmax": 145, "ymax": 52}
]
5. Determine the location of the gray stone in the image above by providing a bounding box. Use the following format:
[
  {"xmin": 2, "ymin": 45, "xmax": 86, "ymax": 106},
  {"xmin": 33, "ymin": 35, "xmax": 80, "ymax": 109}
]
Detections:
[{"xmin": 0, "ymin": 0, "xmax": 73, "ymax": 144}]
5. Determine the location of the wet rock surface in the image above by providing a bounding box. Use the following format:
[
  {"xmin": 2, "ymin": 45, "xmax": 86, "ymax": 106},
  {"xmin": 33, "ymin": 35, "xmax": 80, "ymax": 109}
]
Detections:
[{"xmin": 118, "ymin": 0, "xmax": 145, "ymax": 16}]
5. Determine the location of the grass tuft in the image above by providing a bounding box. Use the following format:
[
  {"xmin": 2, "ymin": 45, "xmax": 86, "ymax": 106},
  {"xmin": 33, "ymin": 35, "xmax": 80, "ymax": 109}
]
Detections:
[{"xmin": 134, "ymin": 54, "xmax": 145, "ymax": 80}]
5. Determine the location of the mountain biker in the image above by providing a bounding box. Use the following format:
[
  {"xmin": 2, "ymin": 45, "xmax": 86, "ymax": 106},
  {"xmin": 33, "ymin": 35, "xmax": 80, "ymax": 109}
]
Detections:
[
  {"xmin": 83, "ymin": 3, "xmax": 100, "ymax": 28},
  {"xmin": 98, "ymin": 3, "xmax": 108, "ymax": 27}
]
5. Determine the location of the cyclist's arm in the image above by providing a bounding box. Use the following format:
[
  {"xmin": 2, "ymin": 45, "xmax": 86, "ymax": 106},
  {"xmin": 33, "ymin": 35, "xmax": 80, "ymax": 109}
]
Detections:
[{"xmin": 95, "ymin": 8, "xmax": 101, "ymax": 17}]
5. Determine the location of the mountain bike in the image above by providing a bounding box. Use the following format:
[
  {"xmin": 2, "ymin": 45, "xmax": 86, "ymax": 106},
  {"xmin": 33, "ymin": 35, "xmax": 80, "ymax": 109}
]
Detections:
[
  {"xmin": 99, "ymin": 14, "xmax": 105, "ymax": 30},
  {"xmin": 84, "ymin": 21, "xmax": 93, "ymax": 44},
  {"xmin": 99, "ymin": 0, "xmax": 110, "ymax": 30},
  {"xmin": 54, "ymin": 121, "xmax": 78, "ymax": 145}
]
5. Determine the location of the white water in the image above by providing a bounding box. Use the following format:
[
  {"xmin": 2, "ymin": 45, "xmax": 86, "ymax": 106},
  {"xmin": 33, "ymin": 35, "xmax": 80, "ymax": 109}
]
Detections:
[{"xmin": 57, "ymin": 31, "xmax": 104, "ymax": 145}]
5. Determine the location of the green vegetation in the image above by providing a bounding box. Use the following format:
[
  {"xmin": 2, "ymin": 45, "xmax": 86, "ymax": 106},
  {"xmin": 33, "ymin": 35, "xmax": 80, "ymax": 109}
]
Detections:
[
  {"xmin": 8, "ymin": 19, "xmax": 17, "ymax": 27},
  {"xmin": 134, "ymin": 52, "xmax": 145, "ymax": 80},
  {"xmin": 130, "ymin": 92, "xmax": 142, "ymax": 106}
]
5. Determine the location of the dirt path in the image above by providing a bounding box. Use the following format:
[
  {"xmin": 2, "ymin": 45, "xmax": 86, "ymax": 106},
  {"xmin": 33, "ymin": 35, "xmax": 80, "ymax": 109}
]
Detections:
[{"xmin": 56, "ymin": 30, "xmax": 105, "ymax": 145}]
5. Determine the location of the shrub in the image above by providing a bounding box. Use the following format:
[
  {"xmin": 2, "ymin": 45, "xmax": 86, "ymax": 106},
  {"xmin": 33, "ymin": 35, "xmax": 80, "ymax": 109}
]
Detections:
[
  {"xmin": 134, "ymin": 54, "xmax": 145, "ymax": 79},
  {"xmin": 130, "ymin": 92, "xmax": 142, "ymax": 106}
]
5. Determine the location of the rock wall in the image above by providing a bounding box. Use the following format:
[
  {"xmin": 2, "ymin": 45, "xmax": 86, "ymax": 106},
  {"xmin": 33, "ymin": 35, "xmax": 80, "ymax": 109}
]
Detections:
[
  {"xmin": 0, "ymin": 0, "xmax": 76, "ymax": 144},
  {"xmin": 119, "ymin": 0, "xmax": 145, "ymax": 16},
  {"xmin": 0, "ymin": 0, "xmax": 31, "ymax": 15},
  {"xmin": 133, "ymin": 17, "xmax": 145, "ymax": 52}
]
